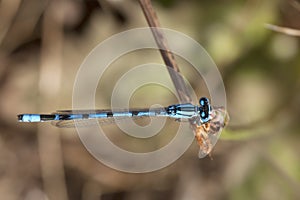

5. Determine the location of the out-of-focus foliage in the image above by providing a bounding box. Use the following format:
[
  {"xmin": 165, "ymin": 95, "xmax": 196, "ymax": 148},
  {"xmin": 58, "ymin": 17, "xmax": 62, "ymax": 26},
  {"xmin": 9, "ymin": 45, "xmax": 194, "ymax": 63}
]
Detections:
[{"xmin": 0, "ymin": 0, "xmax": 299, "ymax": 199}]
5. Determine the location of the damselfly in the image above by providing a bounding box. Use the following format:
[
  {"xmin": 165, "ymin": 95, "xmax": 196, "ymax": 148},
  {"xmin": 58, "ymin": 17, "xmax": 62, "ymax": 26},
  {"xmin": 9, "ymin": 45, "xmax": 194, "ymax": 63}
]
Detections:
[{"xmin": 18, "ymin": 97, "xmax": 228, "ymax": 156}]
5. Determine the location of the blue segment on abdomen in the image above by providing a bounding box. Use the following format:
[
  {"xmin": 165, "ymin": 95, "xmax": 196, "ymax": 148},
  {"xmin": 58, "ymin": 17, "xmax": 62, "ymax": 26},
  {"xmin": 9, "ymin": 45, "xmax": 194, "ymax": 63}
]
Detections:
[
  {"xmin": 88, "ymin": 113, "xmax": 107, "ymax": 118},
  {"xmin": 21, "ymin": 114, "xmax": 41, "ymax": 122}
]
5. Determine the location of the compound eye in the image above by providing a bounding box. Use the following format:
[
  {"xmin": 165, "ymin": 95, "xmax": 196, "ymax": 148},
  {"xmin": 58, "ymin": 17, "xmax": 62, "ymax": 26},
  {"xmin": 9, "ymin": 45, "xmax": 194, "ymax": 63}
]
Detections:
[
  {"xmin": 199, "ymin": 97, "xmax": 209, "ymax": 106},
  {"xmin": 201, "ymin": 111, "xmax": 206, "ymax": 118},
  {"xmin": 200, "ymin": 110, "xmax": 210, "ymax": 123}
]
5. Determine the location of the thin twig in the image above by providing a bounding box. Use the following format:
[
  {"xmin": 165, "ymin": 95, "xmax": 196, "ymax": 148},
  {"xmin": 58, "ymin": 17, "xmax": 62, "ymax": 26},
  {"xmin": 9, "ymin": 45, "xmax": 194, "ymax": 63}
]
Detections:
[
  {"xmin": 138, "ymin": 0, "xmax": 192, "ymax": 104},
  {"xmin": 265, "ymin": 23, "xmax": 300, "ymax": 37}
]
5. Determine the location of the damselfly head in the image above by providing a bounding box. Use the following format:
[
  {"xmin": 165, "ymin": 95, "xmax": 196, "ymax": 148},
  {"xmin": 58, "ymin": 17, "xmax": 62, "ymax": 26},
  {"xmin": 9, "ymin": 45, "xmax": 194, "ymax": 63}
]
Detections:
[{"xmin": 198, "ymin": 97, "xmax": 212, "ymax": 123}]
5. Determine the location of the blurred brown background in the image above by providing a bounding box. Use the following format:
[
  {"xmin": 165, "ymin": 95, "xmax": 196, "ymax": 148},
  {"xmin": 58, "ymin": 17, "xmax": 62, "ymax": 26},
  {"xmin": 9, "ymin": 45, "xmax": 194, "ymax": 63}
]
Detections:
[{"xmin": 1, "ymin": 0, "xmax": 300, "ymax": 199}]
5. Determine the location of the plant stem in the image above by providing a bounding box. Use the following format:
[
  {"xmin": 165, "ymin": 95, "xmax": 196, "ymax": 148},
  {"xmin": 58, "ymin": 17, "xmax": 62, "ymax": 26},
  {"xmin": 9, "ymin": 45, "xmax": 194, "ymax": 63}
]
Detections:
[{"xmin": 138, "ymin": 0, "xmax": 192, "ymax": 104}]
